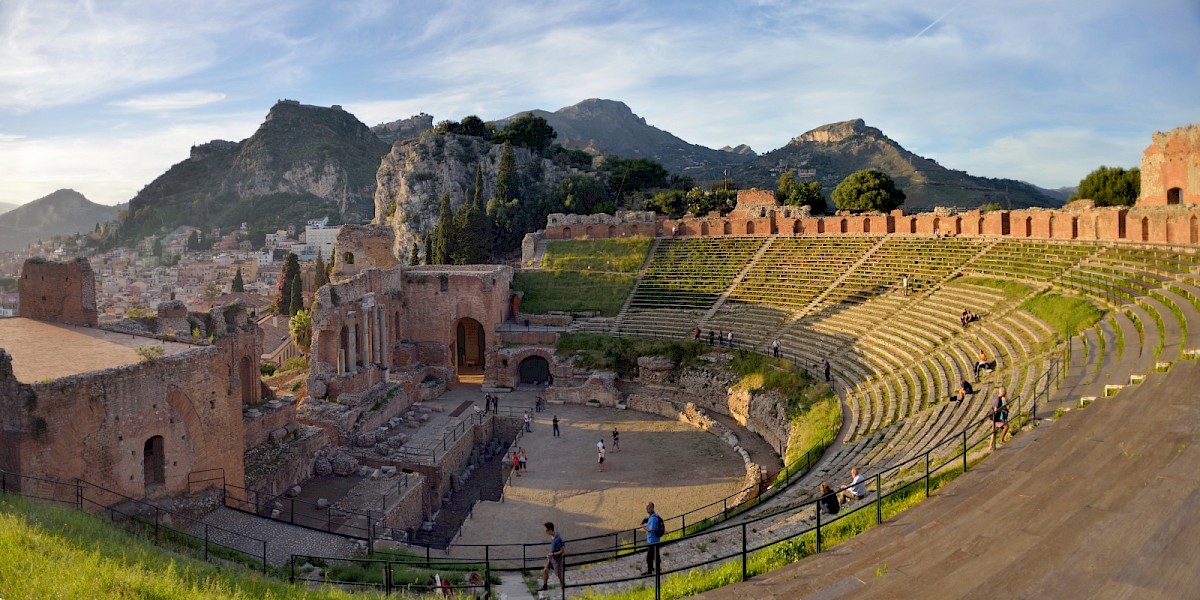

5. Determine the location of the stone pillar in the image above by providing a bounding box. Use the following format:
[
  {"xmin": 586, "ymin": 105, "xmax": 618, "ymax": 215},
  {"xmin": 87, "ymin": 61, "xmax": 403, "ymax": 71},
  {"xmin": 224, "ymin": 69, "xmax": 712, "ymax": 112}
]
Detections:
[
  {"xmin": 346, "ymin": 311, "xmax": 358, "ymax": 373},
  {"xmin": 373, "ymin": 307, "xmax": 384, "ymax": 365},
  {"xmin": 380, "ymin": 304, "xmax": 391, "ymax": 370}
]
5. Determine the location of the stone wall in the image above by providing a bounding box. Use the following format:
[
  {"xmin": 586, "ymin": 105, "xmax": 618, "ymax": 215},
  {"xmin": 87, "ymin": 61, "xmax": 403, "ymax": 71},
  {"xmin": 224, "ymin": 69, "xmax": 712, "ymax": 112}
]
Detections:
[
  {"xmin": 244, "ymin": 425, "xmax": 330, "ymax": 498},
  {"xmin": 1140, "ymin": 123, "xmax": 1200, "ymax": 206},
  {"xmin": 17, "ymin": 257, "xmax": 98, "ymax": 326}
]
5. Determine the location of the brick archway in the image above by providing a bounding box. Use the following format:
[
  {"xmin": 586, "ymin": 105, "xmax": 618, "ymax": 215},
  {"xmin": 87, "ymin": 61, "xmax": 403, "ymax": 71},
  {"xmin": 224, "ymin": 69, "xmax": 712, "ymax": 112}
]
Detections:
[
  {"xmin": 454, "ymin": 317, "xmax": 486, "ymax": 370},
  {"xmin": 507, "ymin": 348, "xmax": 555, "ymax": 386}
]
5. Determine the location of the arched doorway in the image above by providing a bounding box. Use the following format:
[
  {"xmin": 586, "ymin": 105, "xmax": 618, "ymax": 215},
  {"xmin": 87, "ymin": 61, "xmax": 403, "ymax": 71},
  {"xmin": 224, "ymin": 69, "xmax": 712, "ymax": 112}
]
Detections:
[
  {"xmin": 518, "ymin": 355, "xmax": 551, "ymax": 384},
  {"xmin": 562, "ymin": 227, "xmax": 572, "ymax": 239},
  {"xmin": 1142, "ymin": 217, "xmax": 1150, "ymax": 242},
  {"xmin": 701, "ymin": 222, "xmax": 710, "ymax": 236},
  {"xmin": 143, "ymin": 436, "xmax": 165, "ymax": 488},
  {"xmin": 455, "ymin": 318, "xmax": 486, "ymax": 370},
  {"xmin": 746, "ymin": 222, "xmax": 755, "ymax": 235},
  {"xmin": 864, "ymin": 218, "xmax": 872, "ymax": 233},
  {"xmin": 1168, "ymin": 188, "xmax": 1182, "ymax": 205},
  {"xmin": 1191, "ymin": 216, "xmax": 1198, "ymax": 244},
  {"xmin": 723, "ymin": 222, "xmax": 732, "ymax": 235}
]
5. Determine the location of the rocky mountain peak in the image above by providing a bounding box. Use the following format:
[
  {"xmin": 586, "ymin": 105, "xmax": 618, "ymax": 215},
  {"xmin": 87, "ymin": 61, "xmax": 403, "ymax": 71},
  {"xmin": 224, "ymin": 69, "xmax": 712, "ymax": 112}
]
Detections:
[
  {"xmin": 792, "ymin": 118, "xmax": 883, "ymax": 144},
  {"xmin": 556, "ymin": 98, "xmax": 645, "ymax": 125},
  {"xmin": 372, "ymin": 113, "xmax": 435, "ymax": 145}
]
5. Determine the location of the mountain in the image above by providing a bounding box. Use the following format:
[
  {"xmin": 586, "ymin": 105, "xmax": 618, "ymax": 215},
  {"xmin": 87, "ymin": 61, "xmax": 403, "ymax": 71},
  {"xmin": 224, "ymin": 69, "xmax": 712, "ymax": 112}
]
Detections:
[
  {"xmin": 0, "ymin": 189, "xmax": 119, "ymax": 251},
  {"xmin": 371, "ymin": 113, "xmax": 435, "ymax": 145},
  {"xmin": 0, "ymin": 201, "xmax": 17, "ymax": 215},
  {"xmin": 496, "ymin": 98, "xmax": 754, "ymax": 176},
  {"xmin": 113, "ymin": 100, "xmax": 390, "ymax": 245},
  {"xmin": 729, "ymin": 119, "xmax": 1059, "ymax": 211}
]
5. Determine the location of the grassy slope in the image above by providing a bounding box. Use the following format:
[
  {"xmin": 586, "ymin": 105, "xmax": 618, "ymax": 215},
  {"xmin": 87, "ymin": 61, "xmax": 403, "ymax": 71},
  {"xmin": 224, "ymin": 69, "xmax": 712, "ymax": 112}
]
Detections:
[
  {"xmin": 0, "ymin": 494, "xmax": 380, "ymax": 600},
  {"xmin": 513, "ymin": 237, "xmax": 650, "ymax": 316}
]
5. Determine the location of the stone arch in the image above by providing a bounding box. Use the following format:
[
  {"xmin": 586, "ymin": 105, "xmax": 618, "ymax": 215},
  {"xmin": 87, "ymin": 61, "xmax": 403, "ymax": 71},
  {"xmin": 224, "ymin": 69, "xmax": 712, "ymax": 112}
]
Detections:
[
  {"xmin": 723, "ymin": 221, "xmax": 732, "ymax": 235},
  {"xmin": 342, "ymin": 251, "xmax": 355, "ymax": 265},
  {"xmin": 1168, "ymin": 187, "xmax": 1183, "ymax": 205},
  {"xmin": 700, "ymin": 222, "xmax": 710, "ymax": 236},
  {"xmin": 584, "ymin": 225, "xmax": 594, "ymax": 238},
  {"xmin": 977, "ymin": 217, "xmax": 985, "ymax": 235},
  {"xmin": 793, "ymin": 220, "xmax": 804, "ymax": 234},
  {"xmin": 1021, "ymin": 216, "xmax": 1032, "ymax": 237},
  {"xmin": 562, "ymin": 227, "xmax": 572, "ymax": 239},
  {"xmin": 238, "ymin": 355, "xmax": 256, "ymax": 404},
  {"xmin": 909, "ymin": 219, "xmax": 917, "ymax": 234},
  {"xmin": 143, "ymin": 435, "xmax": 165, "ymax": 487},
  {"xmin": 1047, "ymin": 215, "xmax": 1055, "ymax": 238},
  {"xmin": 607, "ymin": 224, "xmax": 615, "ymax": 238},
  {"xmin": 863, "ymin": 218, "xmax": 872, "ymax": 233},
  {"xmin": 454, "ymin": 317, "xmax": 486, "ymax": 369},
  {"xmin": 518, "ymin": 355, "xmax": 551, "ymax": 384},
  {"xmin": 508, "ymin": 348, "xmax": 555, "ymax": 385},
  {"xmin": 839, "ymin": 219, "xmax": 848, "ymax": 234},
  {"xmin": 1141, "ymin": 217, "xmax": 1150, "ymax": 242},
  {"xmin": 746, "ymin": 222, "xmax": 756, "ymax": 235}
]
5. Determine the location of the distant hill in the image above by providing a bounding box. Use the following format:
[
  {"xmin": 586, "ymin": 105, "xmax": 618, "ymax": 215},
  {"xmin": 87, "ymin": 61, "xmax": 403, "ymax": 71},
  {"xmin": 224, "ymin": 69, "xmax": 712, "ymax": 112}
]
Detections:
[
  {"xmin": 112, "ymin": 100, "xmax": 389, "ymax": 245},
  {"xmin": 729, "ymin": 119, "xmax": 1060, "ymax": 211},
  {"xmin": 0, "ymin": 189, "xmax": 119, "ymax": 251},
  {"xmin": 496, "ymin": 98, "xmax": 755, "ymax": 176},
  {"xmin": 0, "ymin": 201, "xmax": 17, "ymax": 215},
  {"xmin": 371, "ymin": 113, "xmax": 435, "ymax": 145}
]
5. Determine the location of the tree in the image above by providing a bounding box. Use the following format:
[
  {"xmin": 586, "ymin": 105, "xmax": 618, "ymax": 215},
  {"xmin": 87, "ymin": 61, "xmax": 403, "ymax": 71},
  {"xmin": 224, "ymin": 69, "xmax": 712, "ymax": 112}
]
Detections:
[
  {"xmin": 459, "ymin": 115, "xmax": 492, "ymax": 139},
  {"xmin": 431, "ymin": 194, "xmax": 454, "ymax": 264},
  {"xmin": 1070, "ymin": 166, "xmax": 1140, "ymax": 206},
  {"xmin": 151, "ymin": 237, "xmax": 163, "ymax": 258},
  {"xmin": 288, "ymin": 272, "xmax": 303, "ymax": 316},
  {"xmin": 495, "ymin": 142, "xmax": 517, "ymax": 207},
  {"xmin": 454, "ymin": 191, "xmax": 491, "ymax": 264},
  {"xmin": 423, "ymin": 235, "xmax": 433, "ymax": 265},
  {"xmin": 313, "ymin": 251, "xmax": 329, "ymax": 290},
  {"xmin": 289, "ymin": 309, "xmax": 313, "ymax": 355},
  {"xmin": 187, "ymin": 230, "xmax": 199, "ymax": 251},
  {"xmin": 832, "ymin": 169, "xmax": 906, "ymax": 213},
  {"xmin": 494, "ymin": 112, "xmax": 557, "ymax": 151},
  {"xmin": 231, "ymin": 267, "xmax": 245, "ymax": 292},
  {"xmin": 777, "ymin": 172, "xmax": 827, "ymax": 213},
  {"xmin": 409, "ymin": 241, "xmax": 420, "ymax": 266},
  {"xmin": 274, "ymin": 252, "xmax": 300, "ymax": 315}
]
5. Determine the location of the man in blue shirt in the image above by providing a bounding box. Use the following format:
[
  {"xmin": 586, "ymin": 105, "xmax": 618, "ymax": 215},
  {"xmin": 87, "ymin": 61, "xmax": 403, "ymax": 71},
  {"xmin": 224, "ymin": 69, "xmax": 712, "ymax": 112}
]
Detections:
[
  {"xmin": 540, "ymin": 521, "xmax": 565, "ymax": 592},
  {"xmin": 642, "ymin": 502, "xmax": 665, "ymax": 576}
]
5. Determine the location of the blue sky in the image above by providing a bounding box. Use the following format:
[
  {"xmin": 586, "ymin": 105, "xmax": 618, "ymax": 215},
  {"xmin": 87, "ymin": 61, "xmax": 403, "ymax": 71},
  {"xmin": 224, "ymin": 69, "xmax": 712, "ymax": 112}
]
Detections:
[{"xmin": 1, "ymin": 0, "xmax": 1198, "ymax": 206}]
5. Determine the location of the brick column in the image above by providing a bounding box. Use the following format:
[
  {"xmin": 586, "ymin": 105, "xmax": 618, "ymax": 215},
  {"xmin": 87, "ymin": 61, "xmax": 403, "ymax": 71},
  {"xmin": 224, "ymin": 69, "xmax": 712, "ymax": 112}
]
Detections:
[{"xmin": 346, "ymin": 311, "xmax": 358, "ymax": 373}]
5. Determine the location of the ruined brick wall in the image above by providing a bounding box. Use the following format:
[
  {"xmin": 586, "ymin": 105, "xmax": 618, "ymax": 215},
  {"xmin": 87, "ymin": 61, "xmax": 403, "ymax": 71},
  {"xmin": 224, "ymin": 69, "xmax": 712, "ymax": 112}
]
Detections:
[
  {"xmin": 332, "ymin": 224, "xmax": 400, "ymax": 280},
  {"xmin": 309, "ymin": 268, "xmax": 406, "ymax": 400},
  {"xmin": 18, "ymin": 257, "xmax": 98, "ymax": 326},
  {"xmin": 1140, "ymin": 124, "xmax": 1200, "ymax": 206},
  {"xmin": 400, "ymin": 266, "xmax": 513, "ymax": 378},
  {"xmin": 1, "ymin": 345, "xmax": 246, "ymax": 501}
]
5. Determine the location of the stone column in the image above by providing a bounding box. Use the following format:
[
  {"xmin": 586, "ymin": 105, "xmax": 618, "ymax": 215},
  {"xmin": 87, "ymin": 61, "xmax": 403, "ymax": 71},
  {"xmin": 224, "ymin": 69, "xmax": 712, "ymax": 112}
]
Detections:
[
  {"xmin": 374, "ymin": 307, "xmax": 384, "ymax": 364},
  {"xmin": 346, "ymin": 311, "xmax": 358, "ymax": 373},
  {"xmin": 380, "ymin": 304, "xmax": 391, "ymax": 370}
]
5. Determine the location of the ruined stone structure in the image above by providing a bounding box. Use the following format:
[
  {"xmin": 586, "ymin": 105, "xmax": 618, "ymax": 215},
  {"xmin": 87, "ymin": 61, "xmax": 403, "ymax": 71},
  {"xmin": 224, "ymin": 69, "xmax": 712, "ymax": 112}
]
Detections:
[
  {"xmin": 331, "ymin": 224, "xmax": 400, "ymax": 280},
  {"xmin": 18, "ymin": 257, "xmax": 98, "ymax": 326},
  {"xmin": 1140, "ymin": 123, "xmax": 1200, "ymax": 206},
  {"xmin": 537, "ymin": 124, "xmax": 1200, "ymax": 247},
  {"xmin": 1, "ymin": 259, "xmax": 262, "ymax": 503}
]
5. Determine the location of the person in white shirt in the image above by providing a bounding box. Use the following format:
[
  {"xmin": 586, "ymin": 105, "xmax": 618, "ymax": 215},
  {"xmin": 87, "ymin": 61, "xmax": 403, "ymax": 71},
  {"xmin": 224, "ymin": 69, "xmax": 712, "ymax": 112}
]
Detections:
[{"xmin": 840, "ymin": 467, "xmax": 867, "ymax": 504}]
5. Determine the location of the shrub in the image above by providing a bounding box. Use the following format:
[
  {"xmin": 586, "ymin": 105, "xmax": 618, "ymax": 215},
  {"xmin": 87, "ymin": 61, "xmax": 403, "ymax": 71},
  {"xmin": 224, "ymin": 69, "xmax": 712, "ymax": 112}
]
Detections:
[
  {"xmin": 281, "ymin": 356, "xmax": 309, "ymax": 372},
  {"xmin": 260, "ymin": 362, "xmax": 277, "ymax": 376},
  {"xmin": 135, "ymin": 345, "xmax": 165, "ymax": 363}
]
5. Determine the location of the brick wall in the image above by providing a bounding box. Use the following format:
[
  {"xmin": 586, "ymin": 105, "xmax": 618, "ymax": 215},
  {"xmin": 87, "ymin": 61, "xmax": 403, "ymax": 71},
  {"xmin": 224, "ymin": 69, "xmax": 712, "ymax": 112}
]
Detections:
[{"xmin": 18, "ymin": 258, "xmax": 98, "ymax": 326}]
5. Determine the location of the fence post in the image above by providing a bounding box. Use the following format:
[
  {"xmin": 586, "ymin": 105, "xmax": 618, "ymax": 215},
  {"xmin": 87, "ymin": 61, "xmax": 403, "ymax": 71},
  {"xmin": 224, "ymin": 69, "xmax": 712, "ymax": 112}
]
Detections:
[
  {"xmin": 204, "ymin": 524, "xmax": 210, "ymax": 561},
  {"xmin": 681, "ymin": 514, "xmax": 686, "ymax": 535},
  {"xmin": 484, "ymin": 545, "xmax": 491, "ymax": 600},
  {"xmin": 262, "ymin": 540, "xmax": 267, "ymax": 574},
  {"xmin": 875, "ymin": 474, "xmax": 882, "ymax": 525},
  {"xmin": 289, "ymin": 555, "xmax": 295, "ymax": 583},
  {"xmin": 963, "ymin": 429, "xmax": 969, "ymax": 473},
  {"xmin": 741, "ymin": 522, "xmax": 748, "ymax": 582},
  {"xmin": 290, "ymin": 498, "xmax": 295, "ymax": 525},
  {"xmin": 385, "ymin": 557, "xmax": 393, "ymax": 595},
  {"xmin": 815, "ymin": 500, "xmax": 822, "ymax": 553},
  {"xmin": 154, "ymin": 509, "xmax": 161, "ymax": 546},
  {"xmin": 654, "ymin": 544, "xmax": 662, "ymax": 600}
]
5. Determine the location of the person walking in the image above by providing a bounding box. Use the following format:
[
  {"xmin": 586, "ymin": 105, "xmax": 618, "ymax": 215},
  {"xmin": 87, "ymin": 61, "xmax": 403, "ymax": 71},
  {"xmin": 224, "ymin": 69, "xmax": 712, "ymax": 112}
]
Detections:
[
  {"xmin": 552, "ymin": 415, "xmax": 560, "ymax": 437},
  {"xmin": 597, "ymin": 440, "xmax": 606, "ymax": 472},
  {"xmin": 989, "ymin": 388, "xmax": 1011, "ymax": 449},
  {"xmin": 524, "ymin": 410, "xmax": 532, "ymax": 432},
  {"xmin": 694, "ymin": 325, "xmax": 701, "ymax": 341},
  {"xmin": 823, "ymin": 359, "xmax": 831, "ymax": 383},
  {"xmin": 642, "ymin": 502, "xmax": 665, "ymax": 576},
  {"xmin": 512, "ymin": 451, "xmax": 521, "ymax": 477},
  {"xmin": 708, "ymin": 330, "xmax": 715, "ymax": 346},
  {"xmin": 612, "ymin": 428, "xmax": 620, "ymax": 452},
  {"xmin": 519, "ymin": 447, "xmax": 528, "ymax": 472},
  {"xmin": 540, "ymin": 522, "xmax": 566, "ymax": 592},
  {"xmin": 772, "ymin": 338, "xmax": 780, "ymax": 358},
  {"xmin": 727, "ymin": 330, "xmax": 734, "ymax": 349}
]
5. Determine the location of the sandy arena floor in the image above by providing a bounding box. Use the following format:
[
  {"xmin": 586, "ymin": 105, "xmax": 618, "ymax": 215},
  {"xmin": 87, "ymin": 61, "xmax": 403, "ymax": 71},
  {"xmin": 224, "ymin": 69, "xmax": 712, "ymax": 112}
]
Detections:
[{"xmin": 447, "ymin": 384, "xmax": 750, "ymax": 557}]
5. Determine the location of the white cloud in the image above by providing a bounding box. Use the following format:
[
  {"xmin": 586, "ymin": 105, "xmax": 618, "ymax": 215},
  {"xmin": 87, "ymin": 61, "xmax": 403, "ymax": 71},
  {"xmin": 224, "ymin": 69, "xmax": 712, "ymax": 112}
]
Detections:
[
  {"xmin": 956, "ymin": 128, "xmax": 1145, "ymax": 189},
  {"xmin": 110, "ymin": 91, "xmax": 227, "ymax": 112}
]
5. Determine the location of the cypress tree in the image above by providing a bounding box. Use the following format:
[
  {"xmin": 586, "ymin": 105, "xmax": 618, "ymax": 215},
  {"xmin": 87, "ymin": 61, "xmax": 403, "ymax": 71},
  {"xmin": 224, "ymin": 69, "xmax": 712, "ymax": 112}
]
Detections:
[
  {"xmin": 423, "ymin": 235, "xmax": 433, "ymax": 265},
  {"xmin": 313, "ymin": 251, "xmax": 329, "ymax": 290},
  {"xmin": 288, "ymin": 272, "xmax": 303, "ymax": 315},
  {"xmin": 432, "ymin": 193, "xmax": 453, "ymax": 264},
  {"xmin": 409, "ymin": 240, "xmax": 420, "ymax": 266},
  {"xmin": 231, "ymin": 267, "xmax": 245, "ymax": 292}
]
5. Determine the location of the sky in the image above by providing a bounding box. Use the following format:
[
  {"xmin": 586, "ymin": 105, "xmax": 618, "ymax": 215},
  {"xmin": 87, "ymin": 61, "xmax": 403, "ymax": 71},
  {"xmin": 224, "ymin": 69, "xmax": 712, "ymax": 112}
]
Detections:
[{"xmin": 1, "ymin": 0, "xmax": 1198, "ymax": 207}]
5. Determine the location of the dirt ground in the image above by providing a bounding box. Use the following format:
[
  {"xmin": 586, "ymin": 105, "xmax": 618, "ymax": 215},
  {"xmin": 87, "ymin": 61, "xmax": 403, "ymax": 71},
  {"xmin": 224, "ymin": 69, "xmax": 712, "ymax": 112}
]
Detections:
[{"xmin": 446, "ymin": 384, "xmax": 751, "ymax": 559}]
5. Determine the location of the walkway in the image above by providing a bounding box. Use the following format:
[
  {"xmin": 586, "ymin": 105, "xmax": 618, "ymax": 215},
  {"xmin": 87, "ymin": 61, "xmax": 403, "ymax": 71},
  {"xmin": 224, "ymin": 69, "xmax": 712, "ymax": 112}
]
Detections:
[
  {"xmin": 697, "ymin": 358, "xmax": 1200, "ymax": 599},
  {"xmin": 191, "ymin": 506, "xmax": 359, "ymax": 567}
]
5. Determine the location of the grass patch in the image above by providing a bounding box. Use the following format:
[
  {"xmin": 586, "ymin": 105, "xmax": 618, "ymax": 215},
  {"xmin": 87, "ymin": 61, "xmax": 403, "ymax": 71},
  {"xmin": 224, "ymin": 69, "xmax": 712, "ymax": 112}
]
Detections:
[
  {"xmin": 575, "ymin": 458, "xmax": 978, "ymax": 600},
  {"xmin": 777, "ymin": 394, "xmax": 841, "ymax": 485},
  {"xmin": 1021, "ymin": 293, "xmax": 1103, "ymax": 339},
  {"xmin": 556, "ymin": 334, "xmax": 708, "ymax": 378},
  {"xmin": 1111, "ymin": 315, "xmax": 1124, "ymax": 358},
  {"xmin": 729, "ymin": 351, "xmax": 828, "ymax": 418},
  {"xmin": 512, "ymin": 270, "xmax": 634, "ymax": 316},
  {"xmin": 958, "ymin": 277, "xmax": 1034, "ymax": 299},
  {"xmin": 1139, "ymin": 300, "xmax": 1167, "ymax": 360},
  {"xmin": 541, "ymin": 238, "xmax": 651, "ymax": 273},
  {"xmin": 0, "ymin": 493, "xmax": 372, "ymax": 599}
]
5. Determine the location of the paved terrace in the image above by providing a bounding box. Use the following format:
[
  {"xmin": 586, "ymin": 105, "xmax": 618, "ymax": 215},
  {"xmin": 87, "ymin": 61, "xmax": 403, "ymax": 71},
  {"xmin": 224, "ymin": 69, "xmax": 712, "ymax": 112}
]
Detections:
[
  {"xmin": 698, "ymin": 357, "xmax": 1200, "ymax": 599},
  {"xmin": 0, "ymin": 317, "xmax": 195, "ymax": 382}
]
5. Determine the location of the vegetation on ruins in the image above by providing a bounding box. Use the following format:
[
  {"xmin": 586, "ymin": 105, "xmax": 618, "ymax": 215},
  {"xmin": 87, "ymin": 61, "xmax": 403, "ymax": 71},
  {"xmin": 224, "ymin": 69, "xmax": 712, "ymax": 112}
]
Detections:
[
  {"xmin": 134, "ymin": 344, "xmax": 165, "ymax": 363},
  {"xmin": 555, "ymin": 333, "xmax": 708, "ymax": 377},
  {"xmin": 289, "ymin": 309, "xmax": 312, "ymax": 355},
  {"xmin": 1021, "ymin": 293, "xmax": 1103, "ymax": 338},
  {"xmin": 512, "ymin": 238, "xmax": 649, "ymax": 316},
  {"xmin": 831, "ymin": 168, "xmax": 906, "ymax": 213},
  {"xmin": 0, "ymin": 494, "xmax": 373, "ymax": 599},
  {"xmin": 1070, "ymin": 166, "xmax": 1140, "ymax": 206}
]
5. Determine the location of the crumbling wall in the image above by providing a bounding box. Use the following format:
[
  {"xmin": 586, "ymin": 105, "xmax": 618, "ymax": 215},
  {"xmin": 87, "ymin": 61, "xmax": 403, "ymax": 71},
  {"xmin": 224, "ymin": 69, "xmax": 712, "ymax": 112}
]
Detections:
[{"xmin": 18, "ymin": 257, "xmax": 98, "ymax": 326}]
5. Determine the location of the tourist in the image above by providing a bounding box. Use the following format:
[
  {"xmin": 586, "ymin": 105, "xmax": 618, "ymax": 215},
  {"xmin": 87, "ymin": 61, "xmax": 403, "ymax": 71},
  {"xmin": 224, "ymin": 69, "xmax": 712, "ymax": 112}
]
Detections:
[
  {"xmin": 466, "ymin": 571, "xmax": 485, "ymax": 598},
  {"xmin": 694, "ymin": 325, "xmax": 701, "ymax": 341},
  {"xmin": 612, "ymin": 427, "xmax": 620, "ymax": 452},
  {"xmin": 512, "ymin": 451, "xmax": 521, "ymax": 477},
  {"xmin": 535, "ymin": 395, "xmax": 545, "ymax": 412},
  {"xmin": 540, "ymin": 522, "xmax": 566, "ymax": 592},
  {"xmin": 524, "ymin": 410, "xmax": 532, "ymax": 432},
  {"xmin": 818, "ymin": 482, "xmax": 840, "ymax": 515},
  {"xmin": 901, "ymin": 274, "xmax": 910, "ymax": 296},
  {"xmin": 961, "ymin": 308, "xmax": 975, "ymax": 328},
  {"xmin": 520, "ymin": 447, "xmax": 528, "ymax": 471},
  {"xmin": 823, "ymin": 359, "xmax": 831, "ymax": 383},
  {"xmin": 718, "ymin": 330, "xmax": 725, "ymax": 347},
  {"xmin": 708, "ymin": 330, "xmax": 715, "ymax": 346},
  {"xmin": 597, "ymin": 440, "xmax": 605, "ymax": 472},
  {"xmin": 552, "ymin": 415, "xmax": 561, "ymax": 437},
  {"xmin": 974, "ymin": 349, "xmax": 990, "ymax": 381},
  {"xmin": 727, "ymin": 331, "xmax": 734, "ymax": 348},
  {"xmin": 772, "ymin": 338, "xmax": 780, "ymax": 358},
  {"xmin": 989, "ymin": 388, "xmax": 1011, "ymax": 449},
  {"xmin": 952, "ymin": 384, "xmax": 966, "ymax": 403},
  {"xmin": 960, "ymin": 378, "xmax": 975, "ymax": 396},
  {"xmin": 840, "ymin": 468, "xmax": 866, "ymax": 504},
  {"xmin": 641, "ymin": 502, "xmax": 665, "ymax": 576}
]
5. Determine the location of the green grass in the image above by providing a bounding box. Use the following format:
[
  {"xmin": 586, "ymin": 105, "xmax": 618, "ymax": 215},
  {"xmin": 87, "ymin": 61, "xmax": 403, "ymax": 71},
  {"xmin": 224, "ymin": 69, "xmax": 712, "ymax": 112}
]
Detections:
[
  {"xmin": 1020, "ymin": 293, "xmax": 1104, "ymax": 339},
  {"xmin": 1139, "ymin": 300, "xmax": 1168, "ymax": 360},
  {"xmin": 512, "ymin": 270, "xmax": 635, "ymax": 316},
  {"xmin": 957, "ymin": 277, "xmax": 1034, "ymax": 299},
  {"xmin": 777, "ymin": 394, "xmax": 841, "ymax": 485},
  {"xmin": 556, "ymin": 334, "xmax": 708, "ymax": 378},
  {"xmin": 0, "ymin": 494, "xmax": 377, "ymax": 599},
  {"xmin": 1111, "ymin": 315, "xmax": 1124, "ymax": 359},
  {"xmin": 575, "ymin": 457, "xmax": 979, "ymax": 600},
  {"xmin": 541, "ymin": 238, "xmax": 652, "ymax": 273},
  {"xmin": 729, "ymin": 351, "xmax": 829, "ymax": 418}
]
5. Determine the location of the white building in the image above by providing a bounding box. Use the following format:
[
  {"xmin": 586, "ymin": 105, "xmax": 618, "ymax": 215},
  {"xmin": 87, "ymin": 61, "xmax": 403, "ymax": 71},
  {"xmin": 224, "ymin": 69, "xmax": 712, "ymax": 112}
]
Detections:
[{"xmin": 303, "ymin": 223, "xmax": 341, "ymax": 262}]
